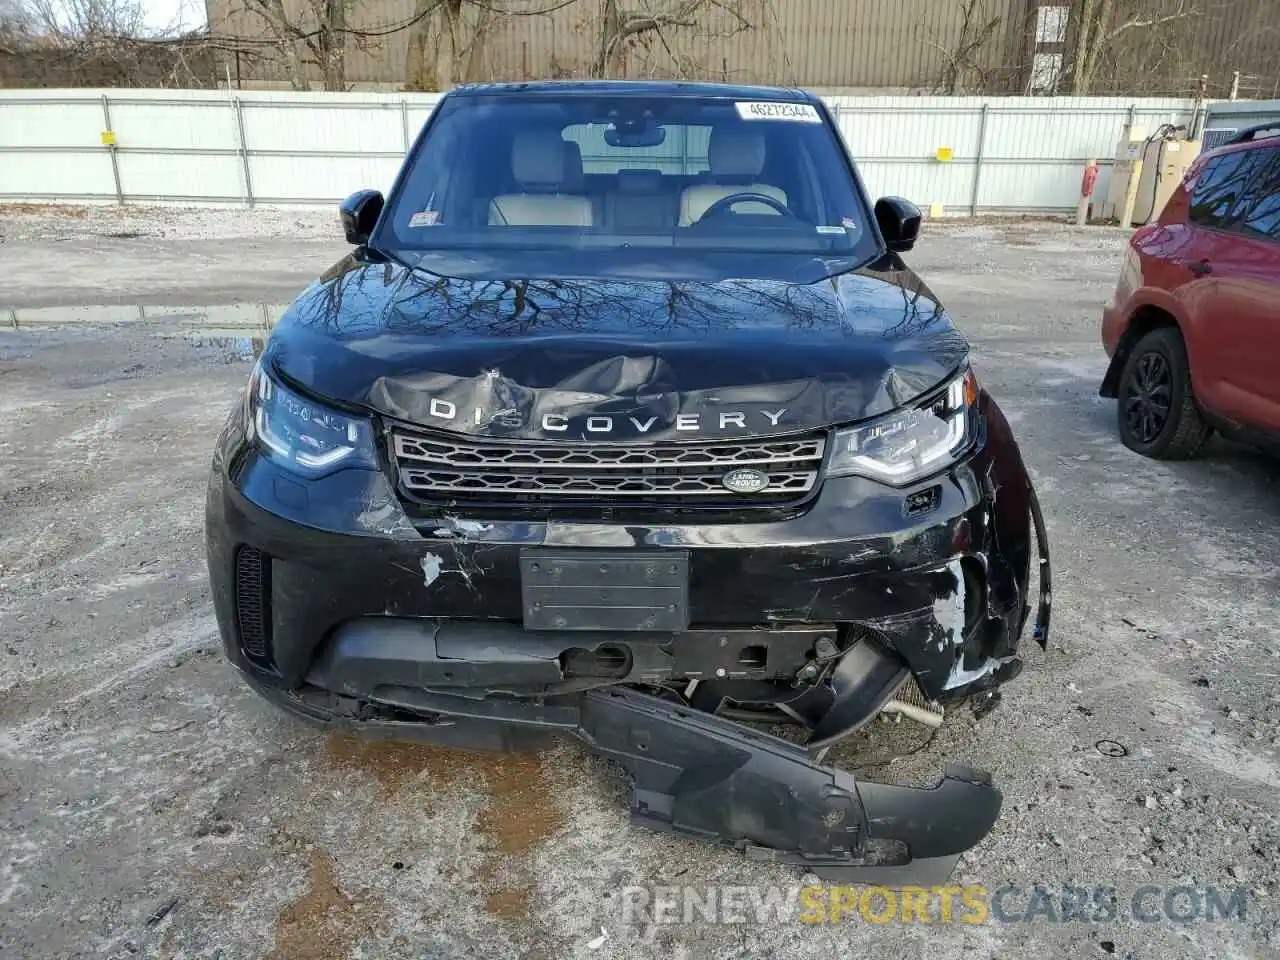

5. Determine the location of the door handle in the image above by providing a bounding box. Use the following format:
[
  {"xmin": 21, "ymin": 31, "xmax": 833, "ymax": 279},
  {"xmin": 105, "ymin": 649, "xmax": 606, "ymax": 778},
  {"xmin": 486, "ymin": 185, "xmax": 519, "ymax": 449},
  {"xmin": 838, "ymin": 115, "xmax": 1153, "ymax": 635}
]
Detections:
[{"xmin": 1188, "ymin": 259, "xmax": 1213, "ymax": 276}]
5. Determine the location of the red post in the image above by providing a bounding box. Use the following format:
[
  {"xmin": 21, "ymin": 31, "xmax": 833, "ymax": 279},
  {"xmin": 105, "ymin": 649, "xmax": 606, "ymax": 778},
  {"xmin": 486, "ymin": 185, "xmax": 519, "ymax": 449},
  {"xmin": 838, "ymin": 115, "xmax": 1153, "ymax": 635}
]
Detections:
[
  {"xmin": 1081, "ymin": 160, "xmax": 1100, "ymax": 199},
  {"xmin": 1077, "ymin": 158, "xmax": 1099, "ymax": 226}
]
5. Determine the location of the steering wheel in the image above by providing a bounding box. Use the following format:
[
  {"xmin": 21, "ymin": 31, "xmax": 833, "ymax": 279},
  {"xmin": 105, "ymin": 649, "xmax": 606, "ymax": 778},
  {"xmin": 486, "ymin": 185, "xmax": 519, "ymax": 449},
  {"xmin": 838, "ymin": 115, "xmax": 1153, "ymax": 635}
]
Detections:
[{"xmin": 696, "ymin": 192, "xmax": 795, "ymax": 222}]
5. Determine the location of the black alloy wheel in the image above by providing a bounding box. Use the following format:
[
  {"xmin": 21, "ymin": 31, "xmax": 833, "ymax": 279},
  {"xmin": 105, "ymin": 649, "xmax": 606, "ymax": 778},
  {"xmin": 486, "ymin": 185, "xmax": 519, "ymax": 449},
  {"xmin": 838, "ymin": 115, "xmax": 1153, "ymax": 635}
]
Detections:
[
  {"xmin": 1124, "ymin": 350, "xmax": 1172, "ymax": 444},
  {"xmin": 1115, "ymin": 327, "xmax": 1211, "ymax": 460}
]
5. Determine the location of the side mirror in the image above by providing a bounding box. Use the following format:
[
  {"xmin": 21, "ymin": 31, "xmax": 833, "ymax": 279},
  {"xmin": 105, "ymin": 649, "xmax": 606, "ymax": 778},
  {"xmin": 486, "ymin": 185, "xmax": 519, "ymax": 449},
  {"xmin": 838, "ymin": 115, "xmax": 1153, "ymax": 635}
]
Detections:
[
  {"xmin": 874, "ymin": 196, "xmax": 922, "ymax": 253},
  {"xmin": 340, "ymin": 189, "xmax": 384, "ymax": 246}
]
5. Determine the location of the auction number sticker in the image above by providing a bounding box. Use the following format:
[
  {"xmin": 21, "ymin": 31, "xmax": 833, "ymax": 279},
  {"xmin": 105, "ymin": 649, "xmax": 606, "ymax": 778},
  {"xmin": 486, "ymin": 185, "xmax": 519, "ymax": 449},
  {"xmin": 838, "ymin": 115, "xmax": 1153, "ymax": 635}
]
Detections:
[{"xmin": 735, "ymin": 101, "xmax": 822, "ymax": 123}]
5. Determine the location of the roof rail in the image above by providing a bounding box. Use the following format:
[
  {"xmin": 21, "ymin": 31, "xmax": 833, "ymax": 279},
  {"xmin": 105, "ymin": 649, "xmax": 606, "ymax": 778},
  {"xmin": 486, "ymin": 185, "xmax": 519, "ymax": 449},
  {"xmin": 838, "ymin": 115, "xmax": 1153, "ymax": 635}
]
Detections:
[{"xmin": 1228, "ymin": 121, "xmax": 1280, "ymax": 145}]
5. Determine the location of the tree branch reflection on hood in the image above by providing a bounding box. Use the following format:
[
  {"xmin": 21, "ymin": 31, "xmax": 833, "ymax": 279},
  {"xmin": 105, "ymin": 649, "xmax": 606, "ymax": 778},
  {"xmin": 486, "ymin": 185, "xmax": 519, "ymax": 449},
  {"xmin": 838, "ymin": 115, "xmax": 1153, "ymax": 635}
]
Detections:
[{"xmin": 286, "ymin": 255, "xmax": 963, "ymax": 347}]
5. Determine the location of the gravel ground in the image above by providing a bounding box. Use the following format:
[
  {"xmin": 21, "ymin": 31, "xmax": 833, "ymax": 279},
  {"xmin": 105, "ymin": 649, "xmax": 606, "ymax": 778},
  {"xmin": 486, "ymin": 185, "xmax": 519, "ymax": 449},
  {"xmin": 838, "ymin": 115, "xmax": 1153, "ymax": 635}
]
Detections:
[
  {"xmin": 1, "ymin": 207, "xmax": 1279, "ymax": 960},
  {"xmin": 0, "ymin": 203, "xmax": 338, "ymax": 243}
]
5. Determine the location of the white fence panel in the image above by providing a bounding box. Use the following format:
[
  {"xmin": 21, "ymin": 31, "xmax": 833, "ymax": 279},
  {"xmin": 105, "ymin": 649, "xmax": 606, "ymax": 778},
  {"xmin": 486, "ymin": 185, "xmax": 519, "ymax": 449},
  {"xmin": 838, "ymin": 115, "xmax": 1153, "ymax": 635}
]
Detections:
[
  {"xmin": 248, "ymin": 154, "xmax": 405, "ymax": 202},
  {"xmin": 116, "ymin": 152, "xmax": 244, "ymax": 201},
  {"xmin": 0, "ymin": 97, "xmax": 105, "ymax": 148},
  {"xmin": 828, "ymin": 95, "xmax": 1198, "ymax": 215},
  {"xmin": 0, "ymin": 94, "xmax": 118, "ymax": 201},
  {"xmin": 0, "ymin": 151, "xmax": 117, "ymax": 200},
  {"xmin": 0, "ymin": 88, "xmax": 1199, "ymax": 213},
  {"xmin": 109, "ymin": 99, "xmax": 238, "ymax": 150},
  {"xmin": 239, "ymin": 101, "xmax": 403, "ymax": 153}
]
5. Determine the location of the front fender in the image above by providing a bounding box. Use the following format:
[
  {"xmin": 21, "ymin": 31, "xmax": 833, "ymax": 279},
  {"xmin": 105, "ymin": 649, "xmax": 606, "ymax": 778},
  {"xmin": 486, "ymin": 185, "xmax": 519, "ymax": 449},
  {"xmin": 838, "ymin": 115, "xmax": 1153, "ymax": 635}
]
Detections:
[{"xmin": 1099, "ymin": 288, "xmax": 1188, "ymax": 398}]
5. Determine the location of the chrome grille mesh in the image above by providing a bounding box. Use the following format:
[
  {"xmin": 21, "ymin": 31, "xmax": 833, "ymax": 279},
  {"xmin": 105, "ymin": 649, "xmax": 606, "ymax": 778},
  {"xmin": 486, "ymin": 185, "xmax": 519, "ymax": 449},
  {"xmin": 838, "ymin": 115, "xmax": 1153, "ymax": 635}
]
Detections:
[{"xmin": 390, "ymin": 429, "xmax": 826, "ymax": 504}]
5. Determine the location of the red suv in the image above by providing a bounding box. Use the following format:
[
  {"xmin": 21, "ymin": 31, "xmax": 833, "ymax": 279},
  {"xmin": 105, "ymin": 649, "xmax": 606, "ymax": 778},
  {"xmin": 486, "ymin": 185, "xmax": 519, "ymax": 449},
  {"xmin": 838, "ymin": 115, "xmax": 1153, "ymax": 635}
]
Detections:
[{"xmin": 1100, "ymin": 123, "xmax": 1280, "ymax": 458}]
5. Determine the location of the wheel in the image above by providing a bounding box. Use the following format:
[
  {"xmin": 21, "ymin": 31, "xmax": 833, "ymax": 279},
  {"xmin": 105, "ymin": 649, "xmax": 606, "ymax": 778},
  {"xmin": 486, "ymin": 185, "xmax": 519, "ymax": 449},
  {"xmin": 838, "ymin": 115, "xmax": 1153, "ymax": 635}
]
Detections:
[{"xmin": 1116, "ymin": 327, "xmax": 1212, "ymax": 459}]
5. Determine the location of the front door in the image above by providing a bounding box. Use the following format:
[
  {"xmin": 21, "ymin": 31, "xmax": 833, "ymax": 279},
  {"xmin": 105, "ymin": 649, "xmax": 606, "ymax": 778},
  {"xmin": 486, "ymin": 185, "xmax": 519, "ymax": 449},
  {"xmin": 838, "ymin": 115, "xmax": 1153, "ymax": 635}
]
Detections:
[{"xmin": 1207, "ymin": 145, "xmax": 1280, "ymax": 433}]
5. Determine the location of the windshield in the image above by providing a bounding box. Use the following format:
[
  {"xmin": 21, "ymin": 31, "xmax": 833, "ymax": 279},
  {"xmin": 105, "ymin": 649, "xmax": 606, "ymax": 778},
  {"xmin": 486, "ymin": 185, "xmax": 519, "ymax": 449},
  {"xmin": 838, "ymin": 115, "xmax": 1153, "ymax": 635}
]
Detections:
[{"xmin": 375, "ymin": 93, "xmax": 877, "ymax": 264}]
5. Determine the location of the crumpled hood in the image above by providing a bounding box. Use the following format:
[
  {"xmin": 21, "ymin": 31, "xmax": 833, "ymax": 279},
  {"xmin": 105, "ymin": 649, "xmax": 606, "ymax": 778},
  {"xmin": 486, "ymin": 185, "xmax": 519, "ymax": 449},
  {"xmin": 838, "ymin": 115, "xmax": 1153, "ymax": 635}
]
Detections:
[{"xmin": 266, "ymin": 253, "xmax": 968, "ymax": 441}]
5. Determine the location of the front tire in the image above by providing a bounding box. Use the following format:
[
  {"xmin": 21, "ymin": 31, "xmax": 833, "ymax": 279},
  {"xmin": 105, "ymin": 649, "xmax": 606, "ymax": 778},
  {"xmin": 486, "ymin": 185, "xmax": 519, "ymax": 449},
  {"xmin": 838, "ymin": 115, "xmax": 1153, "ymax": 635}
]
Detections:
[{"xmin": 1116, "ymin": 327, "xmax": 1211, "ymax": 459}]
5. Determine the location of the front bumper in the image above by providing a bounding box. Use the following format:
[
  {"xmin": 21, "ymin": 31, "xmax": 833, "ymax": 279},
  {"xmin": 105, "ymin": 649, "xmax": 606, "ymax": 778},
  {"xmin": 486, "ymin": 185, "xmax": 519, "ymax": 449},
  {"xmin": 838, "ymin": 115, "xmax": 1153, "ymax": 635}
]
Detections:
[{"xmin": 206, "ymin": 390, "xmax": 1048, "ymax": 883}]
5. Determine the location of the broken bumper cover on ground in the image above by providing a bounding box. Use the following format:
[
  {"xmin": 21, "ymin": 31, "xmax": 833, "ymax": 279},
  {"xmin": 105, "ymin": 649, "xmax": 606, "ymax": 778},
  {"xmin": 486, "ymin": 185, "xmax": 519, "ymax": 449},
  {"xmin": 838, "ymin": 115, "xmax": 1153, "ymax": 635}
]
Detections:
[{"xmin": 245, "ymin": 674, "xmax": 1002, "ymax": 884}]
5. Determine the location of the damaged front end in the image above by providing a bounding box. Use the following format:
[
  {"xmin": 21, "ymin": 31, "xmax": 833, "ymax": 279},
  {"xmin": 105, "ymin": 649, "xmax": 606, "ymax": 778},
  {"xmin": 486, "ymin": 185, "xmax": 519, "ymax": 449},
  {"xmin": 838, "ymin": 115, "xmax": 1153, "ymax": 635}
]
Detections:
[
  {"xmin": 245, "ymin": 479, "xmax": 1049, "ymax": 884},
  {"xmin": 208, "ymin": 381, "xmax": 1050, "ymax": 883}
]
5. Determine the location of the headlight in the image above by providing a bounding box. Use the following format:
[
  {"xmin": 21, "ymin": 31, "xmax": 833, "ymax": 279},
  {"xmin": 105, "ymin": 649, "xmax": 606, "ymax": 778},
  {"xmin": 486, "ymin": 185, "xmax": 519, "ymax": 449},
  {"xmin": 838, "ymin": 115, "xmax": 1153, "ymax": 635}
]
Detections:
[
  {"xmin": 827, "ymin": 367, "xmax": 979, "ymax": 486},
  {"xmin": 245, "ymin": 360, "xmax": 377, "ymax": 476}
]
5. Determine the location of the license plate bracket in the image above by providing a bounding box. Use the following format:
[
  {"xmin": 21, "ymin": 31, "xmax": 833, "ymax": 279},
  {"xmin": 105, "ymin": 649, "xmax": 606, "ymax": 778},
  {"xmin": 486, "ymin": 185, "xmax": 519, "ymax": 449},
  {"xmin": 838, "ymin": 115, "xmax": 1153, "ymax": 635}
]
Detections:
[{"xmin": 520, "ymin": 549, "xmax": 690, "ymax": 632}]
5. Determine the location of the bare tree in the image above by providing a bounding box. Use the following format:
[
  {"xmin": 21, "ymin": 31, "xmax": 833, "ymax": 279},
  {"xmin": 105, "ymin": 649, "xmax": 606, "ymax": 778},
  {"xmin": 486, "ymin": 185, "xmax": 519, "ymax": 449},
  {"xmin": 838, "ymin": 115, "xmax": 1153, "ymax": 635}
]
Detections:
[
  {"xmin": 0, "ymin": 0, "xmax": 226, "ymax": 85},
  {"xmin": 233, "ymin": 0, "xmax": 351, "ymax": 90},
  {"xmin": 403, "ymin": 0, "xmax": 492, "ymax": 91},
  {"xmin": 232, "ymin": 0, "xmax": 306, "ymax": 87},
  {"xmin": 0, "ymin": 0, "xmax": 34, "ymax": 34},
  {"xmin": 401, "ymin": 0, "xmax": 583, "ymax": 92},
  {"xmin": 920, "ymin": 0, "xmax": 1002, "ymax": 94},
  {"xmin": 1069, "ymin": 0, "xmax": 1200, "ymax": 94},
  {"xmin": 588, "ymin": 0, "xmax": 754, "ymax": 79},
  {"xmin": 20, "ymin": 0, "xmax": 147, "ymax": 39}
]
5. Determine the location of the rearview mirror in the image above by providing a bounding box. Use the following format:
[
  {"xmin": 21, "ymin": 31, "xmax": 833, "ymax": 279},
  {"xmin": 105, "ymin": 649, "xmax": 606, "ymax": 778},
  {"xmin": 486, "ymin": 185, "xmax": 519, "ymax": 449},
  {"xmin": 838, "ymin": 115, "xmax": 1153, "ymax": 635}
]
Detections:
[
  {"xmin": 605, "ymin": 124, "xmax": 666, "ymax": 148},
  {"xmin": 340, "ymin": 189, "xmax": 384, "ymax": 246},
  {"xmin": 874, "ymin": 196, "xmax": 922, "ymax": 253}
]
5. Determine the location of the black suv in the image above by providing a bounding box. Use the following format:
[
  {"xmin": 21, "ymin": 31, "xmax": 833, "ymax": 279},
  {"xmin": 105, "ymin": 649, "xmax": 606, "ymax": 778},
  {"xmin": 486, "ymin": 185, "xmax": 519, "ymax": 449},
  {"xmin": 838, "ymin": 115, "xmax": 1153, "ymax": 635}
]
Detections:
[{"xmin": 206, "ymin": 81, "xmax": 1049, "ymax": 883}]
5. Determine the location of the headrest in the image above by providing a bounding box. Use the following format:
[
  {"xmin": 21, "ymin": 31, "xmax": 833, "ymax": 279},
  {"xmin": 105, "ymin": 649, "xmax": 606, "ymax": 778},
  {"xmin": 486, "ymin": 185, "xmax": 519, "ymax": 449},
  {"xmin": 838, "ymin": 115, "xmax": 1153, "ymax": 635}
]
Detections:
[
  {"xmin": 561, "ymin": 141, "xmax": 584, "ymax": 191},
  {"xmin": 708, "ymin": 127, "xmax": 767, "ymax": 178},
  {"xmin": 616, "ymin": 169, "xmax": 663, "ymax": 194},
  {"xmin": 511, "ymin": 130, "xmax": 568, "ymax": 186}
]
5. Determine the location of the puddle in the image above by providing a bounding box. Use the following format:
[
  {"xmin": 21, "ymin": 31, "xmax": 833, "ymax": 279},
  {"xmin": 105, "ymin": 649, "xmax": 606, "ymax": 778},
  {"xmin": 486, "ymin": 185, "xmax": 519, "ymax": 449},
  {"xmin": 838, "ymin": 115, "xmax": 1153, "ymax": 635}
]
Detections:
[
  {"xmin": 3, "ymin": 302, "xmax": 283, "ymax": 359},
  {"xmin": 3, "ymin": 302, "xmax": 287, "ymax": 332}
]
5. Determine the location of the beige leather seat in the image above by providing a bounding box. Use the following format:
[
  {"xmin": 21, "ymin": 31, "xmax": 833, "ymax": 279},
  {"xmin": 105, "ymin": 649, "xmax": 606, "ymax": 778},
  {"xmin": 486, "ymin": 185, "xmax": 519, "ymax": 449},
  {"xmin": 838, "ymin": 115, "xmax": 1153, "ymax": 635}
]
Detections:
[
  {"xmin": 679, "ymin": 127, "xmax": 788, "ymax": 226},
  {"xmin": 489, "ymin": 131, "xmax": 593, "ymax": 227}
]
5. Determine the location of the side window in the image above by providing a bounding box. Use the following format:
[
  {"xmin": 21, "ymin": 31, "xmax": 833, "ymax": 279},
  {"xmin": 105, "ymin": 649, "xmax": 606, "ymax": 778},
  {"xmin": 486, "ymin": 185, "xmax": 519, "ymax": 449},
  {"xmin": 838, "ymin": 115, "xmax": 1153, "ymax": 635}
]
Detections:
[
  {"xmin": 1188, "ymin": 149, "xmax": 1266, "ymax": 229},
  {"xmin": 1240, "ymin": 147, "xmax": 1280, "ymax": 241},
  {"xmin": 393, "ymin": 113, "xmax": 462, "ymax": 230}
]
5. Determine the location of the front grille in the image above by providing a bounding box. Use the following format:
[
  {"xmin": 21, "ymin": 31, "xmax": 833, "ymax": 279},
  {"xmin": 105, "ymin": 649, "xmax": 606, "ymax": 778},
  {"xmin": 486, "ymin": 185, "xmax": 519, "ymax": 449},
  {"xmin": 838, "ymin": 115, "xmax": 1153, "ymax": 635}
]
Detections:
[
  {"xmin": 390, "ymin": 427, "xmax": 827, "ymax": 506},
  {"xmin": 234, "ymin": 546, "xmax": 271, "ymax": 661}
]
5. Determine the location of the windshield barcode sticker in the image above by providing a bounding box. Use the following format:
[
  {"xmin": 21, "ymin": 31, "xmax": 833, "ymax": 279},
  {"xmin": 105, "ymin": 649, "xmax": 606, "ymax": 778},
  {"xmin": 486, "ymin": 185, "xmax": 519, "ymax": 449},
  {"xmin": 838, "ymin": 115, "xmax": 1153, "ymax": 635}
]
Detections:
[{"xmin": 735, "ymin": 102, "xmax": 822, "ymax": 123}]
